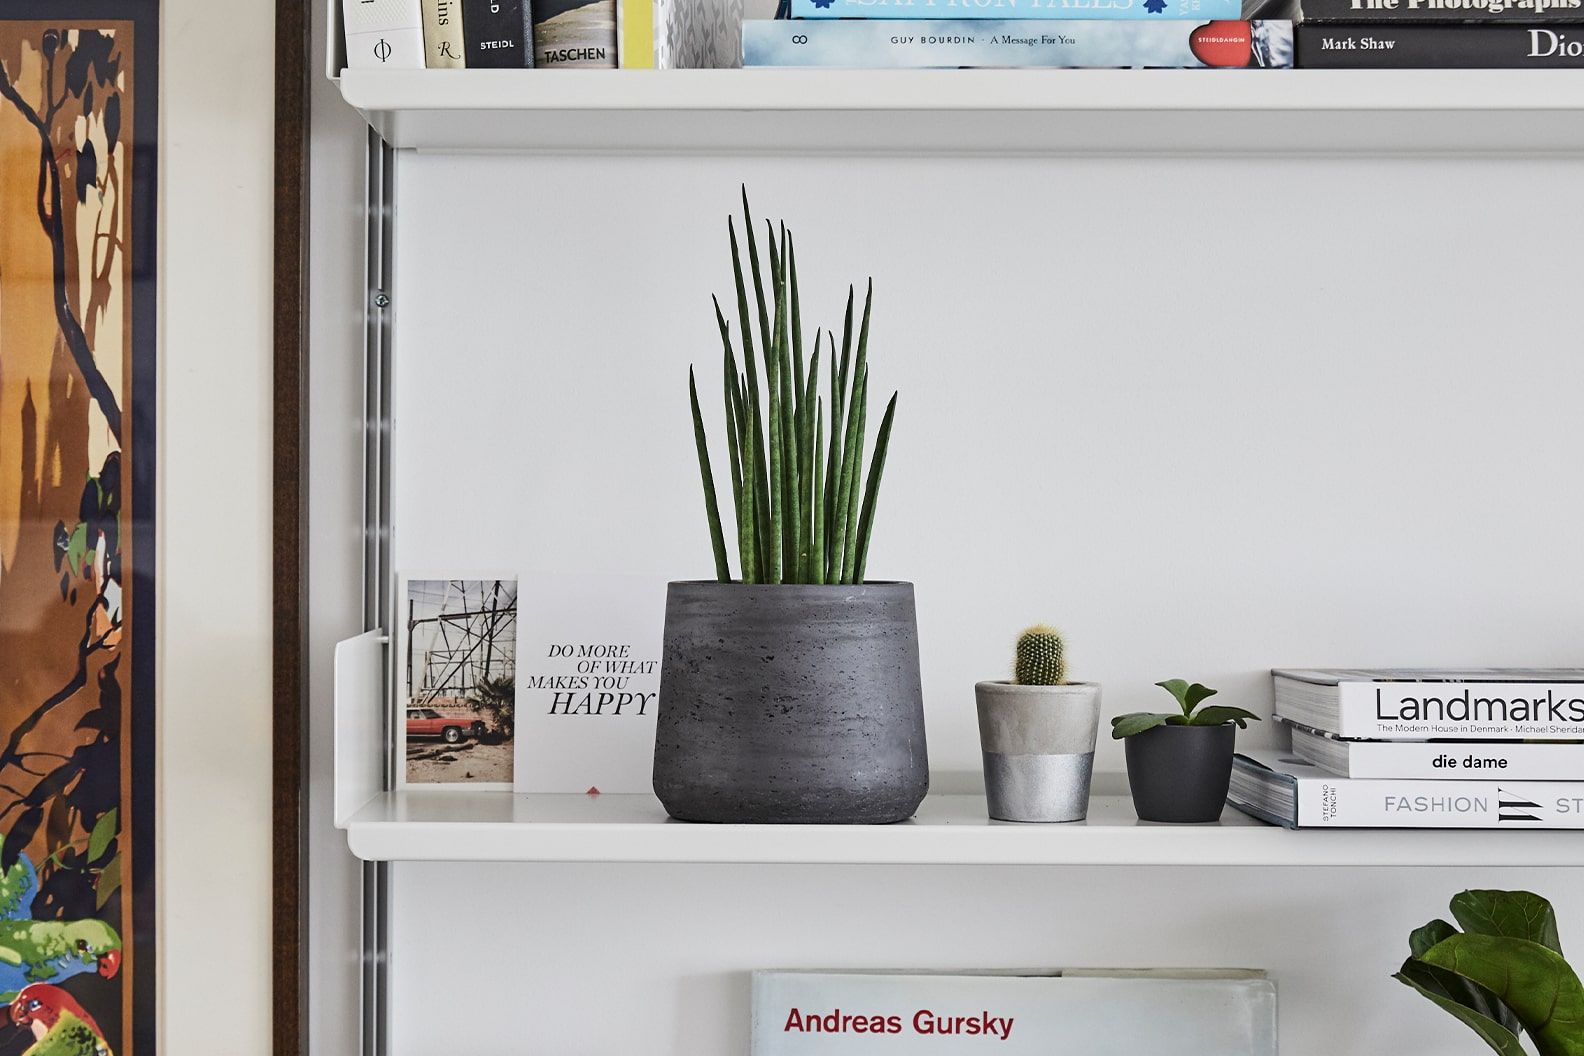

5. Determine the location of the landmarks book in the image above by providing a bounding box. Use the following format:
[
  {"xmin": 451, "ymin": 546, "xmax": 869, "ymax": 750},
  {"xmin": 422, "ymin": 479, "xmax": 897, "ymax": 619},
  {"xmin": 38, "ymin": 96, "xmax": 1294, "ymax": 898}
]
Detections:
[
  {"xmin": 1229, "ymin": 749, "xmax": 1584, "ymax": 829},
  {"xmin": 343, "ymin": 0, "xmax": 427, "ymax": 68},
  {"xmin": 462, "ymin": 0, "xmax": 535, "ymax": 66},
  {"xmin": 743, "ymin": 18, "xmax": 1295, "ymax": 66},
  {"xmin": 788, "ymin": 0, "xmax": 1242, "ymax": 22},
  {"xmin": 1283, "ymin": 719, "xmax": 1584, "ymax": 781},
  {"xmin": 1296, "ymin": 22, "xmax": 1584, "ymax": 65},
  {"xmin": 1299, "ymin": 0, "xmax": 1582, "ymax": 20},
  {"xmin": 1272, "ymin": 668, "xmax": 1584, "ymax": 740},
  {"xmin": 752, "ymin": 970, "xmax": 1276, "ymax": 1055}
]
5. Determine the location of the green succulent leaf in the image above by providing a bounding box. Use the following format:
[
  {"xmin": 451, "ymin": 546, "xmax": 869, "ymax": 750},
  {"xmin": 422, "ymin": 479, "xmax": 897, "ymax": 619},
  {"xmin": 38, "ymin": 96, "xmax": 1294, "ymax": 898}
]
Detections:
[
  {"xmin": 1420, "ymin": 933, "xmax": 1584, "ymax": 1056},
  {"xmin": 1111, "ymin": 712, "xmax": 1171, "ymax": 739},
  {"xmin": 1395, "ymin": 959, "xmax": 1529, "ymax": 1056},
  {"xmin": 1452, "ymin": 890, "xmax": 1564, "ymax": 956},
  {"xmin": 1155, "ymin": 679, "xmax": 1218, "ymax": 716},
  {"xmin": 1189, "ymin": 705, "xmax": 1261, "ymax": 729}
]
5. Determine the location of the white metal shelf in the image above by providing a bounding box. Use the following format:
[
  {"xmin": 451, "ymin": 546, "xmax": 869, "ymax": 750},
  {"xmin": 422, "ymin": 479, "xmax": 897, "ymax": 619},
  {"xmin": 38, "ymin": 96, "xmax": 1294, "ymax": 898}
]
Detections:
[
  {"xmin": 338, "ymin": 68, "xmax": 1584, "ymax": 153},
  {"xmin": 342, "ymin": 789, "xmax": 1584, "ymax": 865}
]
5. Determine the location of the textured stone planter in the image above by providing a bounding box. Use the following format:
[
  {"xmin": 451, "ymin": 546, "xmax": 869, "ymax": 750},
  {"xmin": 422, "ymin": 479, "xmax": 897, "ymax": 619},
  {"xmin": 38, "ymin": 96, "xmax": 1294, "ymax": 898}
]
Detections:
[
  {"xmin": 653, "ymin": 581, "xmax": 929, "ymax": 824},
  {"xmin": 1123, "ymin": 722, "xmax": 1236, "ymax": 823},
  {"xmin": 974, "ymin": 681, "xmax": 1101, "ymax": 822}
]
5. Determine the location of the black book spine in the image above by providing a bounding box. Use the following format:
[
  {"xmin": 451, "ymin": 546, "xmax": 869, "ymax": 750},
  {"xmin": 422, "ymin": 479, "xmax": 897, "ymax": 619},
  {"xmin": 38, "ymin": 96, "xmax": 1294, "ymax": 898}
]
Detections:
[
  {"xmin": 1297, "ymin": 21, "xmax": 1584, "ymax": 63},
  {"xmin": 462, "ymin": 0, "xmax": 535, "ymax": 67},
  {"xmin": 1301, "ymin": 0, "xmax": 1583, "ymax": 21}
]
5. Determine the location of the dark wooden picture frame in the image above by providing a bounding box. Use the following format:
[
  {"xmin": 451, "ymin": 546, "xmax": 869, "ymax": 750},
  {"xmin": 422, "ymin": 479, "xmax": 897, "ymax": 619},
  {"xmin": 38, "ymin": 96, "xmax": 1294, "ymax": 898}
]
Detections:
[{"xmin": 274, "ymin": 0, "xmax": 311, "ymax": 1052}]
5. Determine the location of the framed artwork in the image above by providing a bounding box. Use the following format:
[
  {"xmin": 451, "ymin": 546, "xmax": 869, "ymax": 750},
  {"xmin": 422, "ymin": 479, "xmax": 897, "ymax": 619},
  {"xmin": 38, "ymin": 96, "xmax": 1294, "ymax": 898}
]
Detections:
[
  {"xmin": 396, "ymin": 576, "xmax": 518, "ymax": 791},
  {"xmin": 0, "ymin": 3, "xmax": 156, "ymax": 1054}
]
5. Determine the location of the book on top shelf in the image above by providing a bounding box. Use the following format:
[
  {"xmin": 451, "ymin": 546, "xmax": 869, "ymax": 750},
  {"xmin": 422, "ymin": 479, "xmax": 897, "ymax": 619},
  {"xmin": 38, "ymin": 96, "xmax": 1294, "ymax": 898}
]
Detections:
[
  {"xmin": 462, "ymin": 0, "xmax": 535, "ymax": 66},
  {"xmin": 1282, "ymin": 719, "xmax": 1584, "ymax": 781},
  {"xmin": 1229, "ymin": 749, "xmax": 1584, "ymax": 829},
  {"xmin": 742, "ymin": 18, "xmax": 1295, "ymax": 67},
  {"xmin": 343, "ymin": 0, "xmax": 427, "ymax": 68},
  {"xmin": 1272, "ymin": 668, "xmax": 1584, "ymax": 741},
  {"xmin": 1295, "ymin": 22, "xmax": 1584, "ymax": 65},
  {"xmin": 422, "ymin": 0, "xmax": 467, "ymax": 67},
  {"xmin": 1299, "ymin": 0, "xmax": 1582, "ymax": 20},
  {"xmin": 788, "ymin": 0, "xmax": 1242, "ymax": 21}
]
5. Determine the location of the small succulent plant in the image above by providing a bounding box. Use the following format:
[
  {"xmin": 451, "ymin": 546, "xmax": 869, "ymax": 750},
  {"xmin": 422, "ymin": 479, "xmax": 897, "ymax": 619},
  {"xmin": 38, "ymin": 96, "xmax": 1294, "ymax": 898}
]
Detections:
[
  {"xmin": 1013, "ymin": 625, "xmax": 1066, "ymax": 686},
  {"xmin": 1110, "ymin": 679, "xmax": 1260, "ymax": 739}
]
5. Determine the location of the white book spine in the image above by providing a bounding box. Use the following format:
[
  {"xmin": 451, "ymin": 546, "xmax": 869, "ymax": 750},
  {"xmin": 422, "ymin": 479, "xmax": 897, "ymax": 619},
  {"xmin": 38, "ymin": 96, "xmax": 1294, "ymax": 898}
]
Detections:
[
  {"xmin": 1295, "ymin": 778, "xmax": 1584, "ymax": 828},
  {"xmin": 422, "ymin": 0, "xmax": 467, "ymax": 67},
  {"xmin": 1328, "ymin": 741, "xmax": 1584, "ymax": 781},
  {"xmin": 1335, "ymin": 682, "xmax": 1584, "ymax": 740},
  {"xmin": 343, "ymin": 0, "xmax": 427, "ymax": 68}
]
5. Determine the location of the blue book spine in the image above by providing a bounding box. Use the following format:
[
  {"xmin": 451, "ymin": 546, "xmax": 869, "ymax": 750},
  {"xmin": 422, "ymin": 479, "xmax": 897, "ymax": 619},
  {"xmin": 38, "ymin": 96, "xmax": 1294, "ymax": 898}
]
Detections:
[
  {"xmin": 743, "ymin": 18, "xmax": 1293, "ymax": 66},
  {"xmin": 790, "ymin": 0, "xmax": 1240, "ymax": 19}
]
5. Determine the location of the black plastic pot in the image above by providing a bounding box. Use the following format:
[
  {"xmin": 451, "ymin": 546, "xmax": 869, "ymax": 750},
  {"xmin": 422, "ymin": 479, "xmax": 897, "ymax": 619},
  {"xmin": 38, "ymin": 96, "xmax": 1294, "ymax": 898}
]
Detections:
[
  {"xmin": 652, "ymin": 580, "xmax": 928, "ymax": 824},
  {"xmin": 1123, "ymin": 723, "xmax": 1236, "ymax": 823}
]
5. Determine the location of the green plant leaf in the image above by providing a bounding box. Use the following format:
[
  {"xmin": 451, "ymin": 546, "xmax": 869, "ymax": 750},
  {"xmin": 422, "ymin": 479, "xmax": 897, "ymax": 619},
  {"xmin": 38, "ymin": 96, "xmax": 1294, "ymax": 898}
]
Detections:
[
  {"xmin": 1111, "ymin": 712, "xmax": 1170, "ymax": 739},
  {"xmin": 95, "ymin": 853, "xmax": 121, "ymax": 911},
  {"xmin": 1403, "ymin": 923, "xmax": 1523, "ymax": 1037},
  {"xmin": 1421, "ymin": 933, "xmax": 1584, "ymax": 1056},
  {"xmin": 1188, "ymin": 705, "xmax": 1261, "ymax": 729},
  {"xmin": 87, "ymin": 808, "xmax": 117, "ymax": 865},
  {"xmin": 1411, "ymin": 919, "xmax": 1459, "ymax": 959},
  {"xmin": 1156, "ymin": 679, "xmax": 1217, "ymax": 716},
  {"xmin": 1452, "ymin": 890, "xmax": 1564, "ymax": 956},
  {"xmin": 1395, "ymin": 959, "xmax": 1529, "ymax": 1056}
]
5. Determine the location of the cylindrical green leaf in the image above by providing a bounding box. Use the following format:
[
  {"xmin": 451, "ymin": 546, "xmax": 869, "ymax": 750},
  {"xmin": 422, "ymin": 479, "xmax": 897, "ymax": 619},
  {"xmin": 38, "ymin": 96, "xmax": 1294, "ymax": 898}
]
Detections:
[
  {"xmin": 853, "ymin": 392, "xmax": 896, "ymax": 584},
  {"xmin": 689, "ymin": 368, "xmax": 731, "ymax": 582}
]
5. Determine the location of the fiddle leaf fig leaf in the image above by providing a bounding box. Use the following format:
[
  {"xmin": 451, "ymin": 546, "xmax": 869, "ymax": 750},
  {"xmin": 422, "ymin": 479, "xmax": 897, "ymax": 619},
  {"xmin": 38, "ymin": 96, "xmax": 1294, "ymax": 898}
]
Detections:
[
  {"xmin": 1188, "ymin": 705, "xmax": 1261, "ymax": 729},
  {"xmin": 1452, "ymin": 889, "xmax": 1563, "ymax": 956},
  {"xmin": 1420, "ymin": 933, "xmax": 1584, "ymax": 1056},
  {"xmin": 1110, "ymin": 712, "xmax": 1170, "ymax": 740},
  {"xmin": 1395, "ymin": 959, "xmax": 1529, "ymax": 1056},
  {"xmin": 1411, "ymin": 919, "xmax": 1459, "ymax": 959}
]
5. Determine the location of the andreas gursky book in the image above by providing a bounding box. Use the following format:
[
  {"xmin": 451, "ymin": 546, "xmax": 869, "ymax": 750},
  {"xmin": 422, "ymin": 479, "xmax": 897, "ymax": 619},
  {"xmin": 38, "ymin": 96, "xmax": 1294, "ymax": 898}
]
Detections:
[
  {"xmin": 752, "ymin": 971, "xmax": 1277, "ymax": 1055},
  {"xmin": 514, "ymin": 571, "xmax": 666, "ymax": 794}
]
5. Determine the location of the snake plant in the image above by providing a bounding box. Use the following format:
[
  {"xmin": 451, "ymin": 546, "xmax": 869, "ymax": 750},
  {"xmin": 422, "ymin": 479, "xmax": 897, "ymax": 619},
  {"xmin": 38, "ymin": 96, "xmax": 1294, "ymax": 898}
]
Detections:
[
  {"xmin": 1396, "ymin": 889, "xmax": 1584, "ymax": 1056},
  {"xmin": 690, "ymin": 189, "xmax": 898, "ymax": 585}
]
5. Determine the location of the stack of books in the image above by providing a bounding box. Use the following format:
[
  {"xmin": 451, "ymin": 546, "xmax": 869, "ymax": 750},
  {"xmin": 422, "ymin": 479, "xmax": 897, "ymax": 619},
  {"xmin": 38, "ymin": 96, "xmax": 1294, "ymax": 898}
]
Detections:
[
  {"xmin": 342, "ymin": 0, "xmax": 620, "ymax": 69},
  {"xmin": 741, "ymin": 0, "xmax": 1296, "ymax": 68},
  {"xmin": 1294, "ymin": 0, "xmax": 1584, "ymax": 66},
  {"xmin": 1230, "ymin": 669, "xmax": 1584, "ymax": 829}
]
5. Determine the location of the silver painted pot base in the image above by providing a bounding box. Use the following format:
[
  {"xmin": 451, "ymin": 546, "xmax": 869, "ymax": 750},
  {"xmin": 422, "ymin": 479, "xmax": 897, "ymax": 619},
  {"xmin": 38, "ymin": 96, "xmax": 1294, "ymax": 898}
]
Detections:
[{"xmin": 982, "ymin": 750, "xmax": 1095, "ymax": 823}]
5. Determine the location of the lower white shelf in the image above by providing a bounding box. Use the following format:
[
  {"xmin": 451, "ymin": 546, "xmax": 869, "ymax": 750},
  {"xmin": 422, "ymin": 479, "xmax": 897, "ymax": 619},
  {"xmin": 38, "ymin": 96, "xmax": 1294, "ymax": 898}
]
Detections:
[{"xmin": 341, "ymin": 789, "xmax": 1584, "ymax": 866}]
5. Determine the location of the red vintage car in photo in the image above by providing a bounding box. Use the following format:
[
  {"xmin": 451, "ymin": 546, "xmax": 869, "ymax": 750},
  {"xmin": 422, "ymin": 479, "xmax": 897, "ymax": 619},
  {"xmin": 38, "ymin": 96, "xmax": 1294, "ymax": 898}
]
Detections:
[{"xmin": 405, "ymin": 707, "xmax": 486, "ymax": 745}]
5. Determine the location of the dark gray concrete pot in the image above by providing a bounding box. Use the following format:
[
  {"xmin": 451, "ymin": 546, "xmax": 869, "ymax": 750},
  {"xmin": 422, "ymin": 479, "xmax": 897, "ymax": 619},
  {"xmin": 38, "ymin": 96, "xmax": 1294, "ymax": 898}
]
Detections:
[
  {"xmin": 1123, "ymin": 723, "xmax": 1236, "ymax": 823},
  {"xmin": 653, "ymin": 581, "xmax": 929, "ymax": 824}
]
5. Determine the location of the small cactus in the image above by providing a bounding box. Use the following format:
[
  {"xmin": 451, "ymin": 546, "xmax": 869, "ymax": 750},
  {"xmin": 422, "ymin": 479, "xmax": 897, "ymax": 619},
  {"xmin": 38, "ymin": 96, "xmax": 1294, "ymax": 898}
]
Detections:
[{"xmin": 1013, "ymin": 625, "xmax": 1066, "ymax": 686}]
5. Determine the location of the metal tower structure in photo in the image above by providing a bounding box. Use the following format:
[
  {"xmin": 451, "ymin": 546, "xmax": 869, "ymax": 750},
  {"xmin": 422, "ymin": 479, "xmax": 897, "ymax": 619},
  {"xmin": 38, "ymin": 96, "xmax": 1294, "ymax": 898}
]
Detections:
[{"xmin": 405, "ymin": 579, "xmax": 517, "ymax": 705}]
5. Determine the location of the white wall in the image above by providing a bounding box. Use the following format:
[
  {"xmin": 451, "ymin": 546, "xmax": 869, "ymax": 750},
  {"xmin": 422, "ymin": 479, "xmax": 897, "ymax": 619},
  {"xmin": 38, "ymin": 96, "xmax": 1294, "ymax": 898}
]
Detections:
[
  {"xmin": 160, "ymin": 0, "xmax": 276, "ymax": 1051},
  {"xmin": 308, "ymin": 88, "xmax": 1584, "ymax": 1056}
]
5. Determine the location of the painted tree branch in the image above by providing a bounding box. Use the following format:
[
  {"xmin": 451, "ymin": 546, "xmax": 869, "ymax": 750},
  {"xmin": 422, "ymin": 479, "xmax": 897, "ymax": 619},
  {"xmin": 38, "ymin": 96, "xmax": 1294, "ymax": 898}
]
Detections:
[{"xmin": 0, "ymin": 56, "xmax": 123, "ymax": 442}]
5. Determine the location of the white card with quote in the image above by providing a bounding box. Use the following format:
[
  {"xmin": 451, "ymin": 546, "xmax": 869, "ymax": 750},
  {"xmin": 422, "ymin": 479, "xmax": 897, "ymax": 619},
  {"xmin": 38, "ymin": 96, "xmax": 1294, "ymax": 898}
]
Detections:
[{"xmin": 513, "ymin": 572, "xmax": 668, "ymax": 794}]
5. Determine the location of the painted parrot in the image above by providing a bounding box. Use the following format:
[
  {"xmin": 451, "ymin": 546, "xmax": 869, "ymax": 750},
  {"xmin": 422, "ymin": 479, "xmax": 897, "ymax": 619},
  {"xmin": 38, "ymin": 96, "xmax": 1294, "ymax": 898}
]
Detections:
[
  {"xmin": 0, "ymin": 842, "xmax": 122, "ymax": 1000},
  {"xmin": 0, "ymin": 920, "xmax": 120, "ymax": 1000},
  {"xmin": 8, "ymin": 983, "xmax": 112, "ymax": 1056}
]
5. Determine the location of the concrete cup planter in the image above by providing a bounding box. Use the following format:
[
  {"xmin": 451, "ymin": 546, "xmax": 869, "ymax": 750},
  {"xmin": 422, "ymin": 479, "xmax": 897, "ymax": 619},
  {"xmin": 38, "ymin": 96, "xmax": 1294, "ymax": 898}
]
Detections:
[
  {"xmin": 652, "ymin": 580, "xmax": 929, "ymax": 824},
  {"xmin": 974, "ymin": 681, "xmax": 1102, "ymax": 822},
  {"xmin": 1123, "ymin": 723, "xmax": 1236, "ymax": 823}
]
